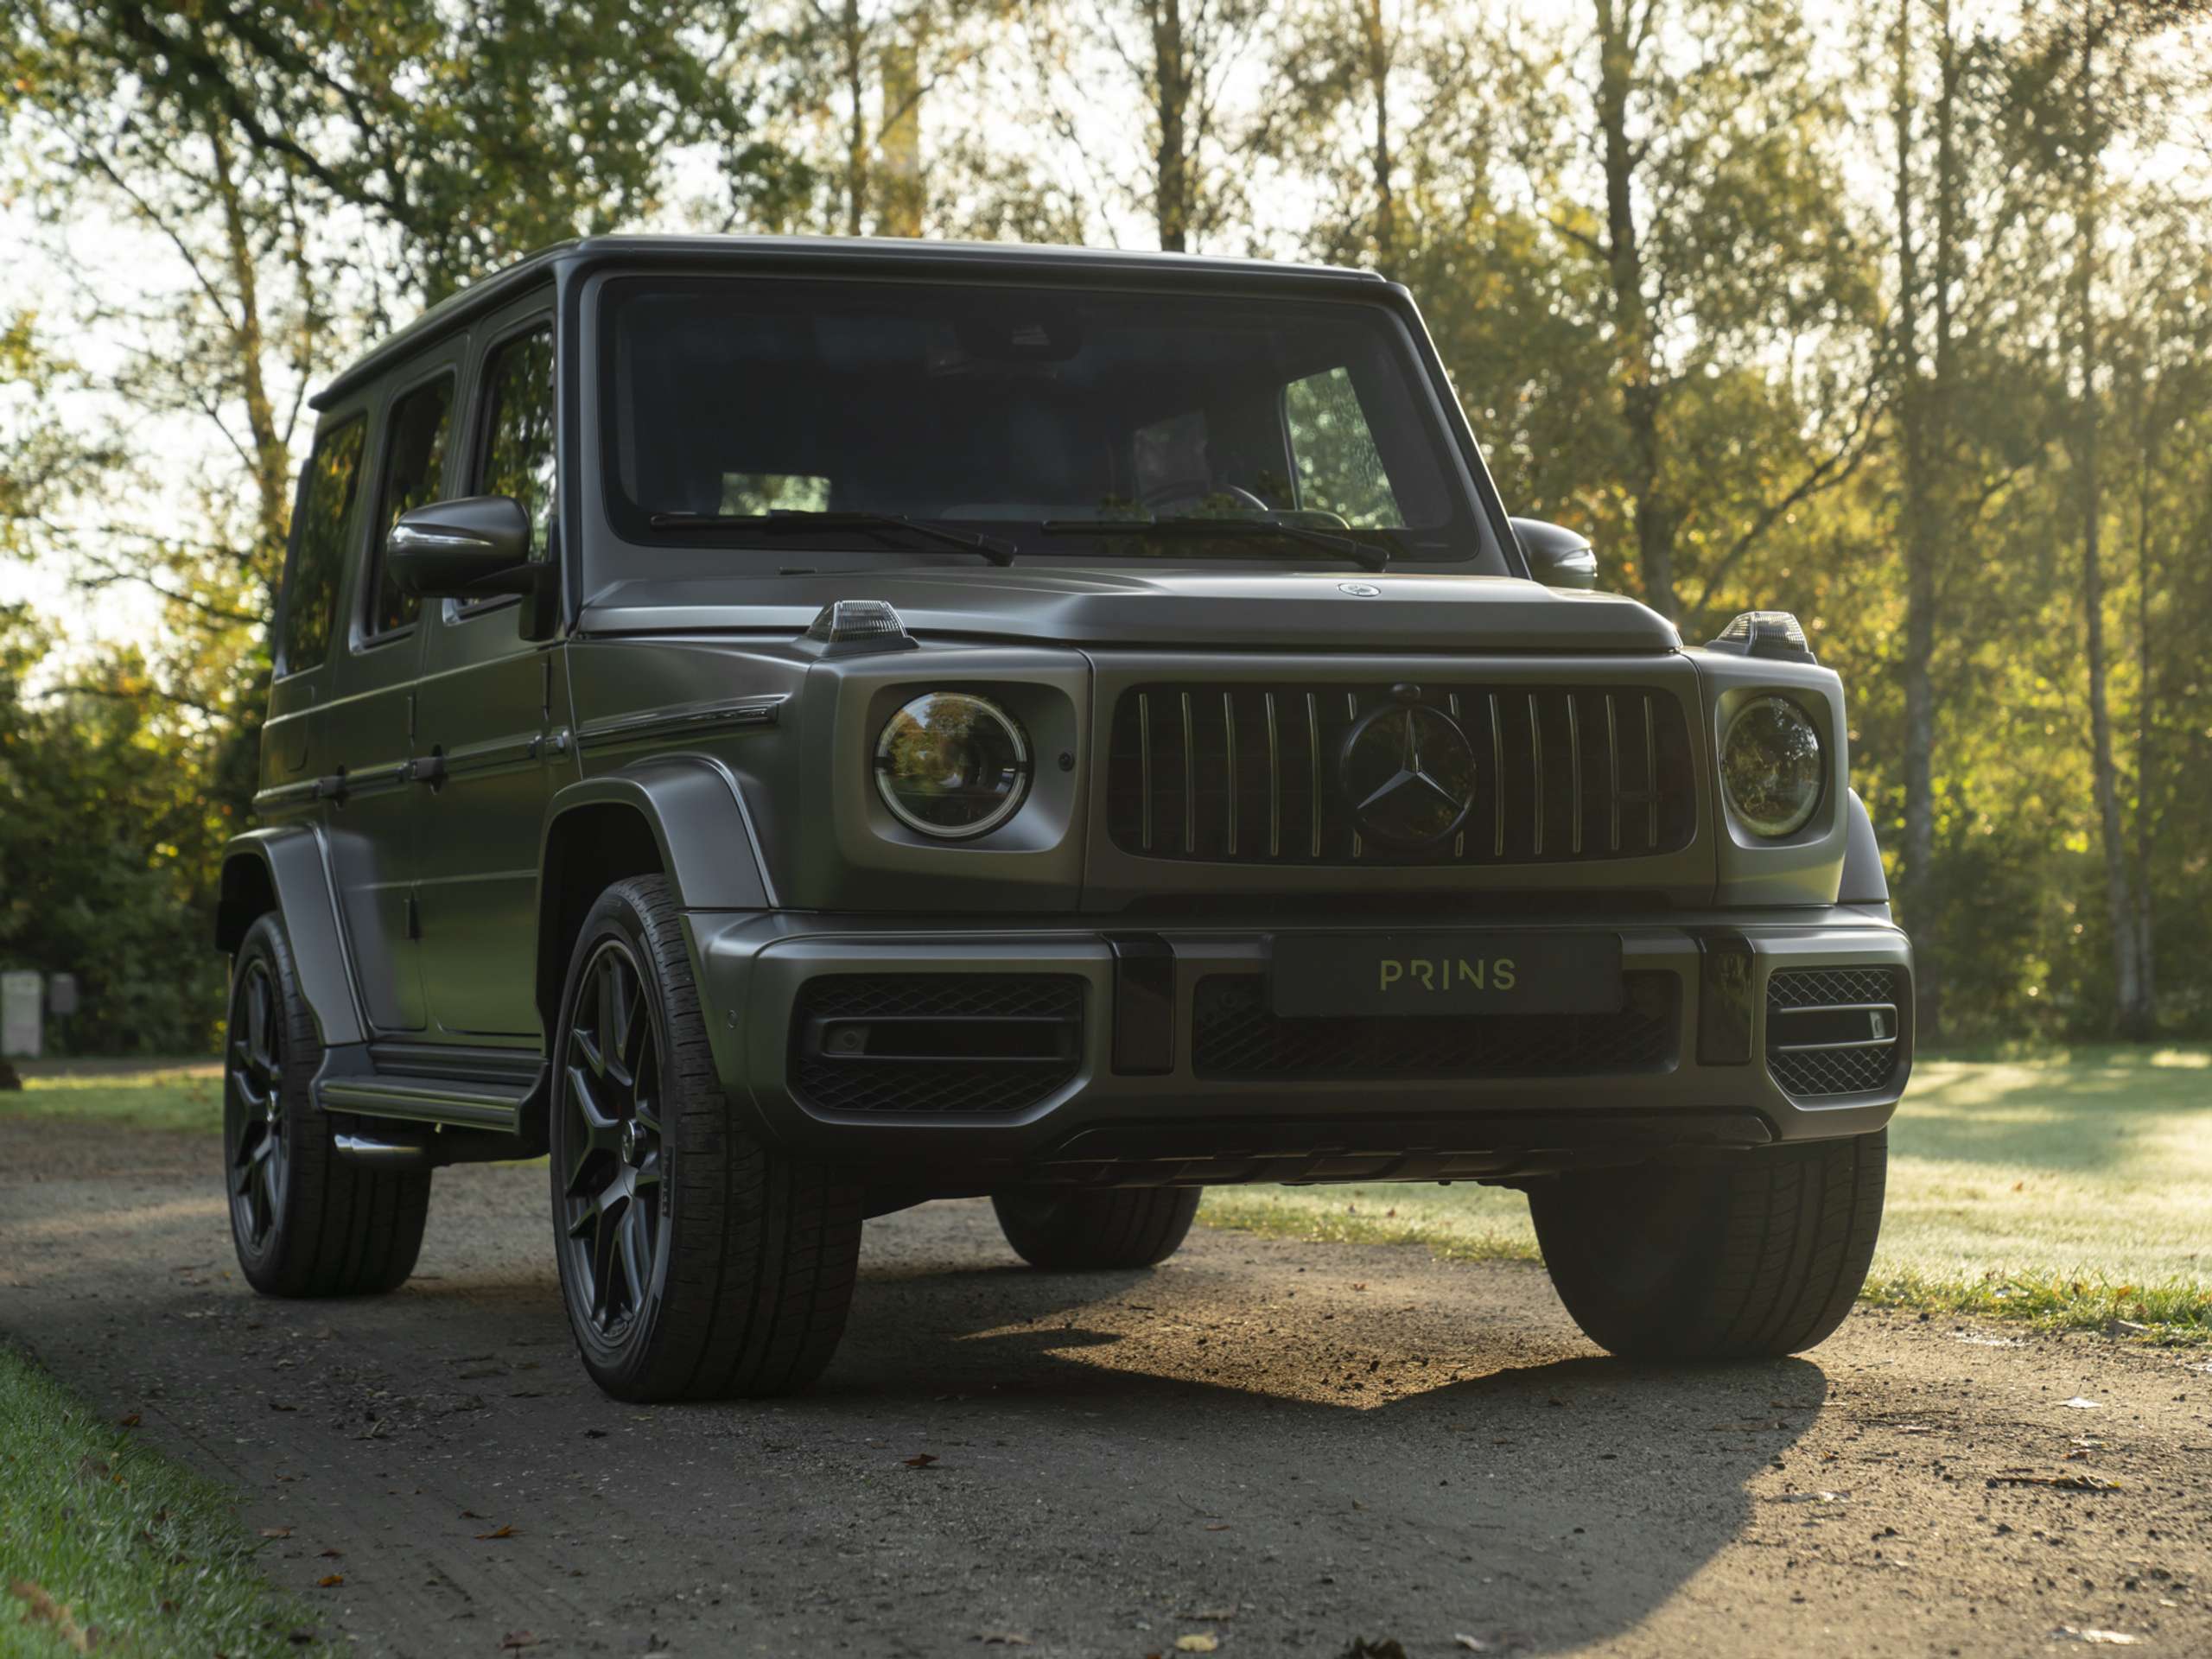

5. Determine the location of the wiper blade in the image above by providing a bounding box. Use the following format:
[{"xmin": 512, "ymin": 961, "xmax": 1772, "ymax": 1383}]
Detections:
[
  {"xmin": 647, "ymin": 510, "xmax": 1016, "ymax": 566},
  {"xmin": 1039, "ymin": 516, "xmax": 1392, "ymax": 573}
]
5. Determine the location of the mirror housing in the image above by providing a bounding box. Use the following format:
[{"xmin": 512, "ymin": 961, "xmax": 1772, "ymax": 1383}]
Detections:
[
  {"xmin": 389, "ymin": 495, "xmax": 539, "ymax": 597},
  {"xmin": 388, "ymin": 496, "xmax": 556, "ymax": 639},
  {"xmin": 1510, "ymin": 517, "xmax": 1599, "ymax": 590}
]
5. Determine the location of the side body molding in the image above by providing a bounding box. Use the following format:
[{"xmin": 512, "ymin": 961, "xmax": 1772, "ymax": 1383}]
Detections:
[
  {"xmin": 540, "ymin": 754, "xmax": 776, "ymax": 915},
  {"xmin": 1838, "ymin": 789, "xmax": 1891, "ymax": 908},
  {"xmin": 216, "ymin": 827, "xmax": 368, "ymax": 1048}
]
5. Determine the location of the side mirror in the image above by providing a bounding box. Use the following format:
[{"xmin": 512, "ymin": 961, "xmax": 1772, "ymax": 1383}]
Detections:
[
  {"xmin": 388, "ymin": 496, "xmax": 539, "ymax": 598},
  {"xmin": 1510, "ymin": 517, "xmax": 1599, "ymax": 590}
]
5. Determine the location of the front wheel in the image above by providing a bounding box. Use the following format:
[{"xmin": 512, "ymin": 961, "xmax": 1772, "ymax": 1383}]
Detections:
[
  {"xmin": 991, "ymin": 1186, "xmax": 1202, "ymax": 1271},
  {"xmin": 1530, "ymin": 1130, "xmax": 1886, "ymax": 1360},
  {"xmin": 549, "ymin": 876, "xmax": 862, "ymax": 1401}
]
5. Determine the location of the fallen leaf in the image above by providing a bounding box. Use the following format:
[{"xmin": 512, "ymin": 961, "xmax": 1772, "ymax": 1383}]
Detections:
[
  {"xmin": 318, "ymin": 1548, "xmax": 341, "ymax": 1559},
  {"xmin": 976, "ymin": 1634, "xmax": 1032, "ymax": 1647},
  {"xmin": 2050, "ymin": 1629, "xmax": 2143, "ymax": 1646},
  {"xmin": 316, "ymin": 1573, "xmax": 344, "ymax": 1588},
  {"xmin": 1987, "ymin": 1473, "xmax": 2123, "ymax": 1492},
  {"xmin": 6, "ymin": 1581, "xmax": 94, "ymax": 1653},
  {"xmin": 117, "ymin": 1413, "xmax": 141, "ymax": 1428},
  {"xmin": 1454, "ymin": 1640, "xmax": 1490, "ymax": 1654},
  {"xmin": 2062, "ymin": 1397, "xmax": 2103, "ymax": 1410},
  {"xmin": 1175, "ymin": 1637, "xmax": 1219, "ymax": 1654},
  {"xmin": 904, "ymin": 1452, "xmax": 938, "ymax": 1469},
  {"xmin": 1204, "ymin": 1522, "xmax": 1231, "ymax": 1531},
  {"xmin": 474, "ymin": 1523, "xmax": 517, "ymax": 1540},
  {"xmin": 259, "ymin": 1527, "xmax": 292, "ymax": 1538},
  {"xmin": 268, "ymin": 1400, "xmax": 298, "ymax": 1413},
  {"xmin": 1770, "ymin": 1491, "xmax": 1849, "ymax": 1504}
]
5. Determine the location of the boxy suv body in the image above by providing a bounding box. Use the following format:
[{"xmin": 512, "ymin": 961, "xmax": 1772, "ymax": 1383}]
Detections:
[{"xmin": 217, "ymin": 237, "xmax": 1910, "ymax": 1399}]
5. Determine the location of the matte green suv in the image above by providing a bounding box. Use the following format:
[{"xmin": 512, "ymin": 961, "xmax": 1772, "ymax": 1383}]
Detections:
[{"xmin": 217, "ymin": 236, "xmax": 1910, "ymax": 1399}]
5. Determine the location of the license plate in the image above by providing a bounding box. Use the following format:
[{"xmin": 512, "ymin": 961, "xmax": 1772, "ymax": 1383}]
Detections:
[{"xmin": 1269, "ymin": 931, "xmax": 1624, "ymax": 1018}]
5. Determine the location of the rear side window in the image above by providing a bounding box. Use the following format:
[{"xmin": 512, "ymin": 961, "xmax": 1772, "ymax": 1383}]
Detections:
[
  {"xmin": 278, "ymin": 416, "xmax": 366, "ymax": 675},
  {"xmin": 476, "ymin": 327, "xmax": 556, "ymax": 556},
  {"xmin": 365, "ymin": 375, "xmax": 454, "ymax": 639}
]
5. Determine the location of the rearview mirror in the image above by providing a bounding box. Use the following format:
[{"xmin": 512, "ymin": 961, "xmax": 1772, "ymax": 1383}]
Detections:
[
  {"xmin": 388, "ymin": 496, "xmax": 538, "ymax": 598},
  {"xmin": 1510, "ymin": 517, "xmax": 1599, "ymax": 590}
]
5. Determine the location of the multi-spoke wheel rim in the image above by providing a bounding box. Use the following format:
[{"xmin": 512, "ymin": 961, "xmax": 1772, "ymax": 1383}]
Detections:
[
  {"xmin": 225, "ymin": 958, "xmax": 288, "ymax": 1250},
  {"xmin": 557, "ymin": 939, "xmax": 666, "ymax": 1338}
]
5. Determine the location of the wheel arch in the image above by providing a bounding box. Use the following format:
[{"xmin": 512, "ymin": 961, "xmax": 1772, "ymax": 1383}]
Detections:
[
  {"xmin": 534, "ymin": 757, "xmax": 772, "ymax": 1037},
  {"xmin": 215, "ymin": 828, "xmax": 367, "ymax": 1048}
]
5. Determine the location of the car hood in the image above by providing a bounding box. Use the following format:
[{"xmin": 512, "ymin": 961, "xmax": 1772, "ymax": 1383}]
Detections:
[{"xmin": 575, "ymin": 563, "xmax": 1681, "ymax": 654}]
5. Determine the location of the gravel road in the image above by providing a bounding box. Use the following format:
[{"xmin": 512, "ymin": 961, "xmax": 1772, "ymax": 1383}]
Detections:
[{"xmin": 3, "ymin": 1117, "xmax": 2209, "ymax": 1658}]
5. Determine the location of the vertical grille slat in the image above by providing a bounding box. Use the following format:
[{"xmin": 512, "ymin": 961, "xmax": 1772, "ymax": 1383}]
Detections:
[{"xmin": 1109, "ymin": 679, "xmax": 1695, "ymax": 867}]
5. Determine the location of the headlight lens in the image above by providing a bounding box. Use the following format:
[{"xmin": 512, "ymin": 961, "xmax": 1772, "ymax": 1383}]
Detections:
[
  {"xmin": 874, "ymin": 693, "xmax": 1032, "ymax": 838},
  {"xmin": 1719, "ymin": 696, "xmax": 1823, "ymax": 836}
]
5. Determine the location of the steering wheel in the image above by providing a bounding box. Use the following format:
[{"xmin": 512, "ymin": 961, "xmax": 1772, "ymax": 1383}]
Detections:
[{"xmin": 1142, "ymin": 482, "xmax": 1272, "ymax": 516}]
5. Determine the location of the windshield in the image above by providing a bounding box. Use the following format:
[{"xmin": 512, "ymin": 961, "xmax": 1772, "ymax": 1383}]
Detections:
[{"xmin": 598, "ymin": 276, "xmax": 1495, "ymax": 566}]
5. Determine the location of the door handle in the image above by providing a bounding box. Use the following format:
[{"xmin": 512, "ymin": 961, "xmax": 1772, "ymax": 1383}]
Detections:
[
  {"xmin": 407, "ymin": 753, "xmax": 448, "ymax": 788},
  {"xmin": 313, "ymin": 772, "xmax": 349, "ymax": 804}
]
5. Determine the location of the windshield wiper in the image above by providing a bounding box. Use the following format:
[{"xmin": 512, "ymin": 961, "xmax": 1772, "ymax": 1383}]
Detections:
[
  {"xmin": 647, "ymin": 510, "xmax": 1016, "ymax": 566},
  {"xmin": 1039, "ymin": 516, "xmax": 1393, "ymax": 574}
]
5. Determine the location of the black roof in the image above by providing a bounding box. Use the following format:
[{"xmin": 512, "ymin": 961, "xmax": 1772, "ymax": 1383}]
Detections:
[{"xmin": 310, "ymin": 234, "xmax": 1389, "ymax": 411}]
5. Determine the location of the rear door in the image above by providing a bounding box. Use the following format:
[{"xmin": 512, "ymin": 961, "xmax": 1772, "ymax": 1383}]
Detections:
[
  {"xmin": 413, "ymin": 299, "xmax": 574, "ymax": 1040},
  {"xmin": 321, "ymin": 352, "xmax": 462, "ymax": 1033}
]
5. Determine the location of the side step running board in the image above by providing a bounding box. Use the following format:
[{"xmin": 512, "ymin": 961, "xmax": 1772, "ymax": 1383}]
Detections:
[{"xmin": 318, "ymin": 1074, "xmax": 532, "ymax": 1130}]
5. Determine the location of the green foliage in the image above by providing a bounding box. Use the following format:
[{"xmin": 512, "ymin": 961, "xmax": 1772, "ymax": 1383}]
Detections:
[
  {"xmin": 0, "ymin": 1344, "xmax": 330, "ymax": 1657},
  {"xmin": 0, "ymin": 609, "xmax": 228, "ymax": 1055}
]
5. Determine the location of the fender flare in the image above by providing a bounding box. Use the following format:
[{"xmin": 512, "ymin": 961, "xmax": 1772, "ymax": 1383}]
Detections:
[
  {"xmin": 1838, "ymin": 788, "xmax": 1890, "ymax": 906},
  {"xmin": 537, "ymin": 754, "xmax": 775, "ymax": 915},
  {"xmin": 215, "ymin": 827, "xmax": 367, "ymax": 1048}
]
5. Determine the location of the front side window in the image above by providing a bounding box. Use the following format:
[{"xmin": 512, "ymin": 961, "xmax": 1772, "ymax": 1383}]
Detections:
[
  {"xmin": 279, "ymin": 416, "xmax": 366, "ymax": 675},
  {"xmin": 477, "ymin": 326, "xmax": 556, "ymax": 556},
  {"xmin": 365, "ymin": 375, "xmax": 454, "ymax": 638},
  {"xmin": 600, "ymin": 278, "xmax": 1490, "ymax": 566}
]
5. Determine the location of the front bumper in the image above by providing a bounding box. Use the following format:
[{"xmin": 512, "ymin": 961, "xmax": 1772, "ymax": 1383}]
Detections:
[{"xmin": 687, "ymin": 907, "xmax": 1910, "ymax": 1189}]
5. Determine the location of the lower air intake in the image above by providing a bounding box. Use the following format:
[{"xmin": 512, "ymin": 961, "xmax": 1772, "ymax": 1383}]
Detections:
[
  {"xmin": 790, "ymin": 974, "xmax": 1084, "ymax": 1116},
  {"xmin": 1190, "ymin": 972, "xmax": 1679, "ymax": 1079},
  {"xmin": 1765, "ymin": 966, "xmax": 1908, "ymax": 1097}
]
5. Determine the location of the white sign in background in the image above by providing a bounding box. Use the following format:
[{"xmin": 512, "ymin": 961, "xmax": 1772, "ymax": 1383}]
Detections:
[{"xmin": 1, "ymin": 971, "xmax": 42, "ymax": 1058}]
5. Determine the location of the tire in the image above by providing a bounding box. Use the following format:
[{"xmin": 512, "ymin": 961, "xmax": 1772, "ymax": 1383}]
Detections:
[
  {"xmin": 1530, "ymin": 1130, "xmax": 1886, "ymax": 1361},
  {"xmin": 223, "ymin": 913, "xmax": 432, "ymax": 1297},
  {"xmin": 991, "ymin": 1186, "xmax": 1203, "ymax": 1271},
  {"xmin": 548, "ymin": 876, "xmax": 863, "ymax": 1401}
]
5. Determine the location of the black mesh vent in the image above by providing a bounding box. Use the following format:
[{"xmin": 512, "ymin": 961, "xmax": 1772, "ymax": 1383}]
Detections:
[
  {"xmin": 1190, "ymin": 971, "xmax": 1679, "ymax": 1079},
  {"xmin": 1765, "ymin": 967, "xmax": 1907, "ymax": 1098},
  {"xmin": 1107, "ymin": 682, "xmax": 1697, "ymax": 867},
  {"xmin": 791, "ymin": 975, "xmax": 1084, "ymax": 1116}
]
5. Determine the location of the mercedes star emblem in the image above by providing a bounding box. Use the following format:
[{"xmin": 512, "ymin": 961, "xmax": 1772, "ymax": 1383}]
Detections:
[{"xmin": 1338, "ymin": 701, "xmax": 1480, "ymax": 847}]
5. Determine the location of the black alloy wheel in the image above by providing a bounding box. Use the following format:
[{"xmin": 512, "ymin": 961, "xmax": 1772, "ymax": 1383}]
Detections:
[
  {"xmin": 225, "ymin": 956, "xmax": 289, "ymax": 1252},
  {"xmin": 556, "ymin": 938, "xmax": 667, "ymax": 1339}
]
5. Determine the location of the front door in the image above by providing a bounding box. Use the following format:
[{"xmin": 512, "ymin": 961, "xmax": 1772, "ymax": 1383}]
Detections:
[{"xmin": 413, "ymin": 307, "xmax": 575, "ymax": 1040}]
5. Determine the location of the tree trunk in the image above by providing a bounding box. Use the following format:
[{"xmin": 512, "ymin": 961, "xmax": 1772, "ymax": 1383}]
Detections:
[
  {"xmin": 2072, "ymin": 21, "xmax": 2148, "ymax": 1039},
  {"xmin": 1593, "ymin": 0, "xmax": 1673, "ymax": 620},
  {"xmin": 1152, "ymin": 0, "xmax": 1191, "ymax": 251},
  {"xmin": 878, "ymin": 28, "xmax": 925, "ymax": 238},
  {"xmin": 842, "ymin": 0, "xmax": 869, "ymax": 237},
  {"xmin": 1361, "ymin": 0, "xmax": 1396, "ymax": 265},
  {"xmin": 1891, "ymin": 0, "xmax": 1944, "ymax": 1039},
  {"xmin": 207, "ymin": 121, "xmax": 289, "ymax": 567}
]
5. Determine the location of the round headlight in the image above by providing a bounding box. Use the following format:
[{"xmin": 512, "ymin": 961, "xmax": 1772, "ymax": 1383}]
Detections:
[
  {"xmin": 1720, "ymin": 696, "xmax": 1823, "ymax": 837},
  {"xmin": 874, "ymin": 693, "xmax": 1032, "ymax": 839}
]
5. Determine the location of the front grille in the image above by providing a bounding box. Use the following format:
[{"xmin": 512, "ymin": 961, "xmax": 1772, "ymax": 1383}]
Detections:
[
  {"xmin": 1765, "ymin": 967, "xmax": 1907, "ymax": 1097},
  {"xmin": 1190, "ymin": 971, "xmax": 1679, "ymax": 1079},
  {"xmin": 790, "ymin": 975, "xmax": 1084, "ymax": 1116},
  {"xmin": 1106, "ymin": 682, "xmax": 1696, "ymax": 866}
]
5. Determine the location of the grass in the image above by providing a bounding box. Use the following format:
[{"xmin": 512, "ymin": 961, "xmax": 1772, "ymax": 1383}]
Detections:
[
  {"xmin": 0, "ymin": 1345, "xmax": 327, "ymax": 1658},
  {"xmin": 0, "ymin": 1061, "xmax": 220, "ymax": 1134},
  {"xmin": 10, "ymin": 1049, "xmax": 2211, "ymax": 1338},
  {"xmin": 1199, "ymin": 1046, "xmax": 2212, "ymax": 1343}
]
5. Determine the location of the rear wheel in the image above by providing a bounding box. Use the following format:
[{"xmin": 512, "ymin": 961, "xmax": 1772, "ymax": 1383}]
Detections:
[
  {"xmin": 991, "ymin": 1186, "xmax": 1202, "ymax": 1271},
  {"xmin": 223, "ymin": 913, "xmax": 431, "ymax": 1297},
  {"xmin": 1530, "ymin": 1130, "xmax": 1886, "ymax": 1360},
  {"xmin": 549, "ymin": 876, "xmax": 862, "ymax": 1400}
]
